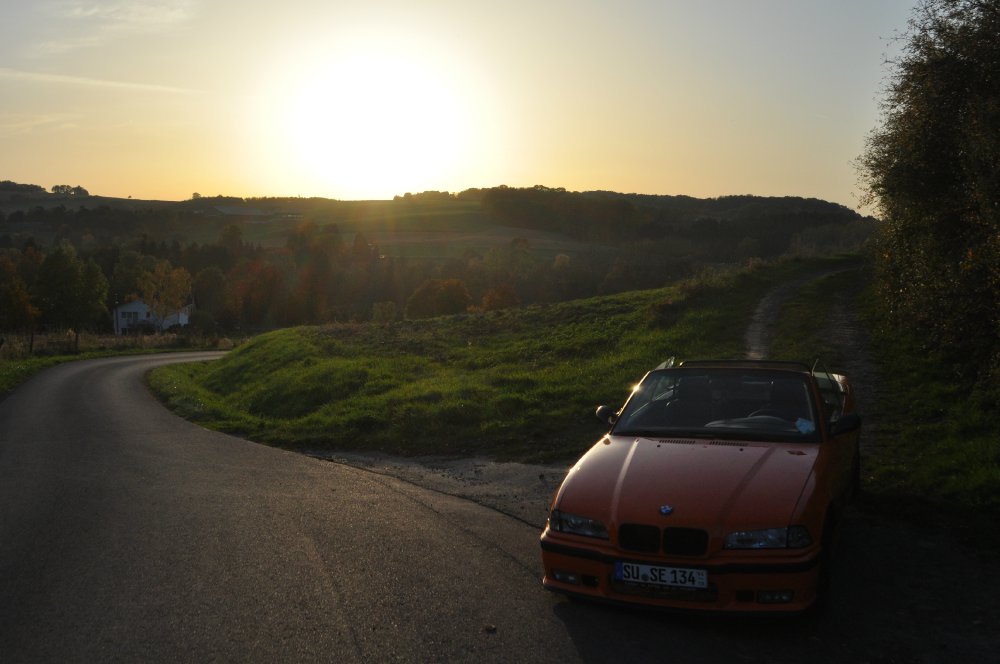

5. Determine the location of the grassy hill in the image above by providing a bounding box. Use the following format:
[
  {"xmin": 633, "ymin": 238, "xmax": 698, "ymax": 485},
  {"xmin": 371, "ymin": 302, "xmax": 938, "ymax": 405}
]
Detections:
[{"xmin": 148, "ymin": 257, "xmax": 855, "ymax": 462}]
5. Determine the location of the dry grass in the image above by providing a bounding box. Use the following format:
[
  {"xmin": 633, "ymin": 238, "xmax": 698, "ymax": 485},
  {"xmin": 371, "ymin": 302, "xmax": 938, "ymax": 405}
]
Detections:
[{"xmin": 0, "ymin": 332, "xmax": 193, "ymax": 360}]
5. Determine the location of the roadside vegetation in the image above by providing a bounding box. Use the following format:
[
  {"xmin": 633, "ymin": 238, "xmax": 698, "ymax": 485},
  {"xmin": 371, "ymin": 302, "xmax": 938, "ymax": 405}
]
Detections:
[{"xmin": 0, "ymin": 332, "xmax": 228, "ymax": 397}]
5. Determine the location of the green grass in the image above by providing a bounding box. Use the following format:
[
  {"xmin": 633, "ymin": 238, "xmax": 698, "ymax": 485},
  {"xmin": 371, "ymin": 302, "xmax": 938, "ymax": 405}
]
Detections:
[
  {"xmin": 860, "ymin": 295, "xmax": 1000, "ymax": 516},
  {"xmin": 767, "ymin": 267, "xmax": 865, "ymax": 365},
  {"xmin": 148, "ymin": 257, "xmax": 854, "ymax": 462}
]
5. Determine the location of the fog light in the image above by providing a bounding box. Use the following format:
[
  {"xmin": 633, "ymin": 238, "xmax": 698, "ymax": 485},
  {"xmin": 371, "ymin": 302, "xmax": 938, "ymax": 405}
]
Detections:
[
  {"xmin": 552, "ymin": 569, "xmax": 581, "ymax": 585},
  {"xmin": 757, "ymin": 590, "xmax": 794, "ymax": 604}
]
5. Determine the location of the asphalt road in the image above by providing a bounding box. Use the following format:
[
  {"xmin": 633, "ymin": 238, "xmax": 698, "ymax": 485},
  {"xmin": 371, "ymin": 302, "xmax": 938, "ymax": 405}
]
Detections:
[{"xmin": 2, "ymin": 353, "xmax": 997, "ymax": 663}]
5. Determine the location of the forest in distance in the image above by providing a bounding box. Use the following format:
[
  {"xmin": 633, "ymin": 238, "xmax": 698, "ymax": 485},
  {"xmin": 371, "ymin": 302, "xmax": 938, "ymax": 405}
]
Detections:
[{"xmin": 0, "ymin": 180, "xmax": 874, "ymax": 340}]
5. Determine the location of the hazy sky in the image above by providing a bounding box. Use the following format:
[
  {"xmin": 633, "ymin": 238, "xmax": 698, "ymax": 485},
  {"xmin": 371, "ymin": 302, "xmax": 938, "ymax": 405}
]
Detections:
[{"xmin": 1, "ymin": 1, "xmax": 914, "ymax": 207}]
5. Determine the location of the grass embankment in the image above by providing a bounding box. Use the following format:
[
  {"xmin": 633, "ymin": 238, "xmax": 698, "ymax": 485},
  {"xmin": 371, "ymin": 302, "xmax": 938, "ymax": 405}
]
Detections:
[{"xmin": 149, "ymin": 257, "xmax": 857, "ymax": 462}]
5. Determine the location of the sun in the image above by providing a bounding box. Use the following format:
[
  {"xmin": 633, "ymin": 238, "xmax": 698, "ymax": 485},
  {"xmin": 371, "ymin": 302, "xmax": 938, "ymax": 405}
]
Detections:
[{"xmin": 258, "ymin": 43, "xmax": 473, "ymax": 199}]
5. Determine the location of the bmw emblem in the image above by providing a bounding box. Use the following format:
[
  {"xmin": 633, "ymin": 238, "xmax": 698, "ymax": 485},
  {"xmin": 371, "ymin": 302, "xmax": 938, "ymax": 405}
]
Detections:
[{"xmin": 659, "ymin": 505, "xmax": 674, "ymax": 516}]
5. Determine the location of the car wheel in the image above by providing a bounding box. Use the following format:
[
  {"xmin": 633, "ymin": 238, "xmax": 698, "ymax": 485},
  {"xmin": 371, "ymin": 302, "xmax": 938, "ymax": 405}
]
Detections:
[
  {"xmin": 851, "ymin": 451, "xmax": 862, "ymax": 502},
  {"xmin": 812, "ymin": 511, "xmax": 837, "ymax": 613}
]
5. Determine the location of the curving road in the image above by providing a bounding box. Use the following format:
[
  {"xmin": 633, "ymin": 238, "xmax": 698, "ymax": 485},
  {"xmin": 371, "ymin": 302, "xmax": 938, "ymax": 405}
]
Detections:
[
  {"xmin": 1, "ymin": 353, "xmax": 584, "ymax": 662},
  {"xmin": 3, "ymin": 353, "xmax": 997, "ymax": 663}
]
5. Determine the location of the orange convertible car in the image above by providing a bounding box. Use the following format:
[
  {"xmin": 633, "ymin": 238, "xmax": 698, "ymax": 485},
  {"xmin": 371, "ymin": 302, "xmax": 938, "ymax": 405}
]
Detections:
[{"xmin": 540, "ymin": 360, "xmax": 861, "ymax": 613}]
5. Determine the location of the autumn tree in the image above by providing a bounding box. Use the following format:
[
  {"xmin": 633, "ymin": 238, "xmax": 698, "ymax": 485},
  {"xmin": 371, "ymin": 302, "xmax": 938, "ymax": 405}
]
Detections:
[
  {"xmin": 137, "ymin": 260, "xmax": 193, "ymax": 331},
  {"xmin": 218, "ymin": 224, "xmax": 244, "ymax": 259},
  {"xmin": 192, "ymin": 266, "xmax": 225, "ymax": 316},
  {"xmin": 189, "ymin": 266, "xmax": 226, "ymax": 333},
  {"xmin": 859, "ymin": 0, "xmax": 1000, "ymax": 376},
  {"xmin": 0, "ymin": 254, "xmax": 39, "ymax": 331},
  {"xmin": 222, "ymin": 260, "xmax": 287, "ymax": 330},
  {"xmin": 480, "ymin": 283, "xmax": 521, "ymax": 311},
  {"xmin": 404, "ymin": 279, "xmax": 471, "ymax": 319},
  {"xmin": 32, "ymin": 246, "xmax": 109, "ymax": 348},
  {"xmin": 371, "ymin": 301, "xmax": 398, "ymax": 324},
  {"xmin": 110, "ymin": 250, "xmax": 156, "ymax": 307}
]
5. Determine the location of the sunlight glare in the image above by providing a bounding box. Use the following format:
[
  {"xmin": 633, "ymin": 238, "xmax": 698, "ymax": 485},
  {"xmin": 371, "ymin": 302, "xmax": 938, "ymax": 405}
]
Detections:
[{"xmin": 274, "ymin": 47, "xmax": 471, "ymax": 199}]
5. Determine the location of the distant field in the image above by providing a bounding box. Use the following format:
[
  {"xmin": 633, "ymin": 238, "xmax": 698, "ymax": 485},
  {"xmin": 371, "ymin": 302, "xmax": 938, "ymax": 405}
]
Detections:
[
  {"xmin": 233, "ymin": 201, "xmax": 596, "ymax": 259},
  {"xmin": 363, "ymin": 224, "xmax": 598, "ymax": 260}
]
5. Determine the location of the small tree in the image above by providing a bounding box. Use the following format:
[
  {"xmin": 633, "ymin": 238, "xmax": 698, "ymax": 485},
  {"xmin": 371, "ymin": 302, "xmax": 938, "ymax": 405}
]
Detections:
[
  {"xmin": 371, "ymin": 301, "xmax": 398, "ymax": 324},
  {"xmin": 50, "ymin": 184, "xmax": 89, "ymax": 196},
  {"xmin": 137, "ymin": 260, "xmax": 193, "ymax": 331},
  {"xmin": 481, "ymin": 283, "xmax": 521, "ymax": 312},
  {"xmin": 405, "ymin": 279, "xmax": 471, "ymax": 319}
]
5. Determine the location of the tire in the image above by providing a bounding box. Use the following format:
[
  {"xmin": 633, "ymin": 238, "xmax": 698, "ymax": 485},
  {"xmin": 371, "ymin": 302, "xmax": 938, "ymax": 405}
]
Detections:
[
  {"xmin": 851, "ymin": 451, "xmax": 862, "ymax": 503},
  {"xmin": 812, "ymin": 511, "xmax": 837, "ymax": 614}
]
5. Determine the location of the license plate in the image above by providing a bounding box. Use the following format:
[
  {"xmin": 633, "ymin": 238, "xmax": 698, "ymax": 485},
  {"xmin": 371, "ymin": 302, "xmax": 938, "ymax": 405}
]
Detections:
[{"xmin": 614, "ymin": 561, "xmax": 708, "ymax": 589}]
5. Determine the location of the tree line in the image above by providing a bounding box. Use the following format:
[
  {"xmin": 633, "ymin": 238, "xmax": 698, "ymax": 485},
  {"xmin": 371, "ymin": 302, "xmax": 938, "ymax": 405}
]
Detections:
[
  {"xmin": 1, "ymin": 185, "xmax": 872, "ymax": 343},
  {"xmin": 859, "ymin": 0, "xmax": 1000, "ymax": 384},
  {"xmin": 0, "ymin": 220, "xmax": 653, "ymax": 341}
]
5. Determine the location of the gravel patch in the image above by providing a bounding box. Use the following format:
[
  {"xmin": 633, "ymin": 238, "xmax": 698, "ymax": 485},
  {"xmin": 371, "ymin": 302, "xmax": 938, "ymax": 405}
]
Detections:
[{"xmin": 309, "ymin": 451, "xmax": 569, "ymax": 529}]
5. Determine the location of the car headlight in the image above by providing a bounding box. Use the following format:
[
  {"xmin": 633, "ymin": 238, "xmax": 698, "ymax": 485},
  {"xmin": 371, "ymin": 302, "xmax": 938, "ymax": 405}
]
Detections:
[
  {"xmin": 724, "ymin": 526, "xmax": 812, "ymax": 549},
  {"xmin": 548, "ymin": 509, "xmax": 609, "ymax": 539}
]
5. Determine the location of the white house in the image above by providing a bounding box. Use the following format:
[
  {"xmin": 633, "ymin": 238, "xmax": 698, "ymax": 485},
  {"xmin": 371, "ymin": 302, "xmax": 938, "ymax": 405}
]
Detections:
[{"xmin": 113, "ymin": 300, "xmax": 191, "ymax": 335}]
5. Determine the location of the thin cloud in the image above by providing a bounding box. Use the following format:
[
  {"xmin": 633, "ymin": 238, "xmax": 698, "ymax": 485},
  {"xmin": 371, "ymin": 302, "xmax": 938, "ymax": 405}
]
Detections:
[
  {"xmin": 51, "ymin": 0, "xmax": 197, "ymax": 31},
  {"xmin": 0, "ymin": 68, "xmax": 199, "ymax": 95},
  {"xmin": 31, "ymin": 35, "xmax": 104, "ymax": 57},
  {"xmin": 0, "ymin": 113, "xmax": 80, "ymax": 137},
  {"xmin": 34, "ymin": 1, "xmax": 197, "ymax": 54}
]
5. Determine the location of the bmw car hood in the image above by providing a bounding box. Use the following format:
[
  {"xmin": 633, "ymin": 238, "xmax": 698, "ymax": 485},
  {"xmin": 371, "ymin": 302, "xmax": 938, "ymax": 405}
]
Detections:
[{"xmin": 555, "ymin": 435, "xmax": 819, "ymax": 531}]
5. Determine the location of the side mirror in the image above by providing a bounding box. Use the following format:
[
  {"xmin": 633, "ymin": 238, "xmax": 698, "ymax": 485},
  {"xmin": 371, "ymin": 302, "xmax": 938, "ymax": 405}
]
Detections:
[
  {"xmin": 831, "ymin": 413, "xmax": 861, "ymax": 435},
  {"xmin": 595, "ymin": 405, "xmax": 618, "ymax": 426}
]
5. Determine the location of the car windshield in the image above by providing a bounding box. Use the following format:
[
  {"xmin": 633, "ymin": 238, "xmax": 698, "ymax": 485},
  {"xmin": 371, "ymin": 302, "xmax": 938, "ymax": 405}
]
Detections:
[{"xmin": 612, "ymin": 368, "xmax": 820, "ymax": 442}]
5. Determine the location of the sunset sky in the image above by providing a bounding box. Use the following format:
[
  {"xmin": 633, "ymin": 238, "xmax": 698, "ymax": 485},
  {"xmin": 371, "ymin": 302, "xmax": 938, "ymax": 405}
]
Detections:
[{"xmin": 1, "ymin": 1, "xmax": 914, "ymax": 208}]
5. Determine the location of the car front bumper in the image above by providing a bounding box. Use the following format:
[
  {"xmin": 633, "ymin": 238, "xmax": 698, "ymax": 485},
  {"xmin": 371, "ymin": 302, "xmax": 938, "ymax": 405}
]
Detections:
[{"xmin": 540, "ymin": 534, "xmax": 823, "ymax": 614}]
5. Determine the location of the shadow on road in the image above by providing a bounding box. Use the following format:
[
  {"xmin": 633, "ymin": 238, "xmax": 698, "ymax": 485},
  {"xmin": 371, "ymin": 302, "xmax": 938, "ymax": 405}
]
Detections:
[{"xmin": 546, "ymin": 506, "xmax": 998, "ymax": 663}]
